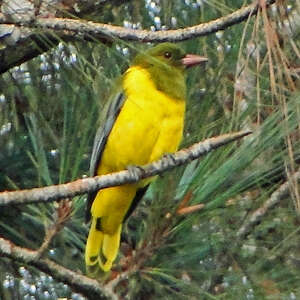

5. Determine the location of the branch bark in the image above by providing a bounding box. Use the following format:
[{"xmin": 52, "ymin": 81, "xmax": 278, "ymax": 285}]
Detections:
[
  {"xmin": 0, "ymin": 131, "xmax": 251, "ymax": 206},
  {"xmin": 0, "ymin": 0, "xmax": 277, "ymax": 42},
  {"xmin": 0, "ymin": 0, "xmax": 276, "ymax": 74},
  {"xmin": 0, "ymin": 237, "xmax": 116, "ymax": 300},
  {"xmin": 237, "ymin": 168, "xmax": 300, "ymax": 239}
]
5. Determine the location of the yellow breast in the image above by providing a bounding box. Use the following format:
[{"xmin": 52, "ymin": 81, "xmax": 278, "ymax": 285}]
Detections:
[{"xmin": 98, "ymin": 66, "xmax": 185, "ymax": 174}]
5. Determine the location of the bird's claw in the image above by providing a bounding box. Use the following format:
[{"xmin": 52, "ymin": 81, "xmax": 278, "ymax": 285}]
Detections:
[
  {"xmin": 127, "ymin": 165, "xmax": 145, "ymax": 181},
  {"xmin": 161, "ymin": 153, "xmax": 176, "ymax": 167}
]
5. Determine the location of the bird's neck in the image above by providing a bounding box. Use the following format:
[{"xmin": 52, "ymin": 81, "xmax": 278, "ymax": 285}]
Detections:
[{"xmin": 127, "ymin": 65, "xmax": 186, "ymax": 101}]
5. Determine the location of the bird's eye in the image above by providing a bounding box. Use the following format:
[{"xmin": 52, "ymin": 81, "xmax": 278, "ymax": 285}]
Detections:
[{"xmin": 164, "ymin": 52, "xmax": 172, "ymax": 59}]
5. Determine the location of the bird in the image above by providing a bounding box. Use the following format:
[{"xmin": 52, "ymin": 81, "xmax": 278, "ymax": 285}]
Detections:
[{"xmin": 85, "ymin": 43, "xmax": 208, "ymax": 272}]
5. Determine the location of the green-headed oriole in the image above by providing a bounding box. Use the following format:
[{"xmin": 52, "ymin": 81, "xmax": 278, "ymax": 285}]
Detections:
[{"xmin": 85, "ymin": 43, "xmax": 208, "ymax": 272}]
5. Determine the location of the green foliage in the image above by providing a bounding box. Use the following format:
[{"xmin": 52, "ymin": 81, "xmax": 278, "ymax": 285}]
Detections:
[{"xmin": 1, "ymin": 0, "xmax": 300, "ymax": 299}]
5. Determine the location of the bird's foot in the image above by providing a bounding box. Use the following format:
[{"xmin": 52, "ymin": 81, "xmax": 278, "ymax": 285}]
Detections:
[
  {"xmin": 126, "ymin": 165, "xmax": 145, "ymax": 181},
  {"xmin": 161, "ymin": 153, "xmax": 177, "ymax": 167}
]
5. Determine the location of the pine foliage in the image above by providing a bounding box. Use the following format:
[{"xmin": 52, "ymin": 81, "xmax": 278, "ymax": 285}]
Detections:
[{"xmin": 1, "ymin": 0, "xmax": 300, "ymax": 299}]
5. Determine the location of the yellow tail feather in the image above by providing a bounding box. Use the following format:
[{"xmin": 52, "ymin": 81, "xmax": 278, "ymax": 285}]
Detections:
[
  {"xmin": 85, "ymin": 218, "xmax": 103, "ymax": 266},
  {"xmin": 85, "ymin": 217, "xmax": 122, "ymax": 272},
  {"xmin": 102, "ymin": 224, "xmax": 122, "ymax": 270}
]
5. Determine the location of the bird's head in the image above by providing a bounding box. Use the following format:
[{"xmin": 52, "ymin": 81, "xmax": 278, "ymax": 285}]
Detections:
[
  {"xmin": 131, "ymin": 43, "xmax": 208, "ymax": 99},
  {"xmin": 133, "ymin": 43, "xmax": 208, "ymax": 71}
]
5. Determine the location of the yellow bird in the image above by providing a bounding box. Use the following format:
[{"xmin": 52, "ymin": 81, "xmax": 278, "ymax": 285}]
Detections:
[{"xmin": 85, "ymin": 43, "xmax": 208, "ymax": 272}]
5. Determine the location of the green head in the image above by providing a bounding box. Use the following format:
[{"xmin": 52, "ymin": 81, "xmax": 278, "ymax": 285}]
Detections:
[
  {"xmin": 132, "ymin": 43, "xmax": 208, "ymax": 99},
  {"xmin": 133, "ymin": 43, "xmax": 186, "ymax": 70}
]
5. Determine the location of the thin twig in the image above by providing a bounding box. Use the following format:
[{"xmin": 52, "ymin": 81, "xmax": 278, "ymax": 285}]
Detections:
[
  {"xmin": 177, "ymin": 190, "xmax": 193, "ymax": 211},
  {"xmin": 237, "ymin": 168, "xmax": 300, "ymax": 239},
  {"xmin": 177, "ymin": 204, "xmax": 205, "ymax": 215},
  {"xmin": 0, "ymin": 130, "xmax": 252, "ymax": 206},
  {"xmin": 36, "ymin": 199, "xmax": 72, "ymax": 258}
]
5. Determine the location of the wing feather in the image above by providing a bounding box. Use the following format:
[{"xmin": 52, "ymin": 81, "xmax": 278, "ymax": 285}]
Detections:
[{"xmin": 85, "ymin": 91, "xmax": 126, "ymax": 222}]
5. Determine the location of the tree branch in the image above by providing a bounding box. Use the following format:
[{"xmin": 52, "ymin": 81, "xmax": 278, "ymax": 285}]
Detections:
[
  {"xmin": 0, "ymin": 236, "xmax": 116, "ymax": 300},
  {"xmin": 0, "ymin": 0, "xmax": 276, "ymax": 73},
  {"xmin": 0, "ymin": 0, "xmax": 276, "ymax": 43},
  {"xmin": 0, "ymin": 131, "xmax": 251, "ymax": 206},
  {"xmin": 237, "ymin": 168, "xmax": 300, "ymax": 239}
]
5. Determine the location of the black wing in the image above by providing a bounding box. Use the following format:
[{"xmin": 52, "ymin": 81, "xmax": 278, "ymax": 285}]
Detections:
[
  {"xmin": 123, "ymin": 185, "xmax": 149, "ymax": 222},
  {"xmin": 85, "ymin": 92, "xmax": 126, "ymax": 222}
]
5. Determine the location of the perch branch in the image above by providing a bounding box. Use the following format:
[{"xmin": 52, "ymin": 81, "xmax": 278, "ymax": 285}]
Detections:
[{"xmin": 0, "ymin": 131, "xmax": 252, "ymax": 206}]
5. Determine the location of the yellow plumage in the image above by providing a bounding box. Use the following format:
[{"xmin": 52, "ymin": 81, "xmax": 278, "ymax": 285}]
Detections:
[
  {"xmin": 85, "ymin": 43, "xmax": 207, "ymax": 272},
  {"xmin": 85, "ymin": 66, "xmax": 185, "ymax": 271}
]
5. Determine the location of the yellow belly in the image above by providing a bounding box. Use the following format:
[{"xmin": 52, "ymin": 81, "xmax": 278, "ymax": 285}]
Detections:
[
  {"xmin": 91, "ymin": 66, "xmax": 185, "ymax": 229},
  {"xmin": 98, "ymin": 66, "xmax": 185, "ymax": 173}
]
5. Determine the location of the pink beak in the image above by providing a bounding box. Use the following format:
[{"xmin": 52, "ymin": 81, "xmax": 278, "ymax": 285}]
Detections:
[{"xmin": 182, "ymin": 54, "xmax": 208, "ymax": 68}]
